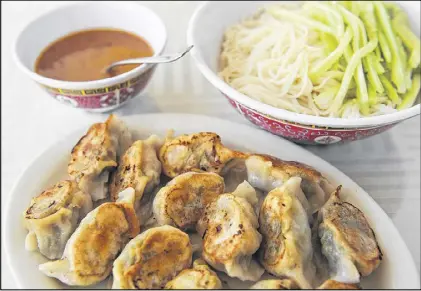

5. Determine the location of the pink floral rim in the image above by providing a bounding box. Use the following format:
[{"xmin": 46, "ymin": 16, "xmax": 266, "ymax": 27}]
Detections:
[
  {"xmin": 225, "ymin": 95, "xmax": 396, "ymax": 144},
  {"xmin": 40, "ymin": 67, "xmax": 155, "ymax": 109}
]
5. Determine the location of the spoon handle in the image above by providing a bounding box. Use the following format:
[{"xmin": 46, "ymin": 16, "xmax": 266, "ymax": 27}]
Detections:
[
  {"xmin": 109, "ymin": 56, "xmax": 177, "ymax": 66},
  {"xmin": 104, "ymin": 45, "xmax": 194, "ymax": 73},
  {"xmin": 104, "ymin": 56, "xmax": 177, "ymax": 73}
]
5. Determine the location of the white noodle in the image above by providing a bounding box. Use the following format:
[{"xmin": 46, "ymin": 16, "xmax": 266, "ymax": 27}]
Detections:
[{"xmin": 218, "ymin": 3, "xmax": 399, "ymax": 118}]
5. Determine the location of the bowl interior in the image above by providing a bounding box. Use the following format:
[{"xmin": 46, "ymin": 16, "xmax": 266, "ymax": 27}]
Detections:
[
  {"xmin": 188, "ymin": 1, "xmax": 421, "ymax": 128},
  {"xmin": 15, "ymin": 2, "xmax": 166, "ymax": 73}
]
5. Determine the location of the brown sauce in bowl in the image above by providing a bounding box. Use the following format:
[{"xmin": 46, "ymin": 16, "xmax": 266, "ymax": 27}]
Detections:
[{"xmin": 35, "ymin": 28, "xmax": 154, "ymax": 82}]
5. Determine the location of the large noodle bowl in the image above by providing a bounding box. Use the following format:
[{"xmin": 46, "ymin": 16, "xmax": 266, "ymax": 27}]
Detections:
[{"xmin": 219, "ymin": 2, "xmax": 421, "ymax": 119}]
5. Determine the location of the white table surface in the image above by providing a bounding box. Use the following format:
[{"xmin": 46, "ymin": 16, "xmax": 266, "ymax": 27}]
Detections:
[{"xmin": 1, "ymin": 1, "xmax": 420, "ymax": 288}]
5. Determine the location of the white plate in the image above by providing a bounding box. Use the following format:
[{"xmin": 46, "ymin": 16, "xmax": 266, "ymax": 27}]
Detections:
[{"xmin": 4, "ymin": 114, "xmax": 420, "ymax": 289}]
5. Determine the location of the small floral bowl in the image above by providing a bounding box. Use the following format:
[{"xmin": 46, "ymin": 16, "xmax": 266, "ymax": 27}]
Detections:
[
  {"xmin": 13, "ymin": 2, "xmax": 166, "ymax": 112},
  {"xmin": 187, "ymin": 1, "xmax": 420, "ymax": 145}
]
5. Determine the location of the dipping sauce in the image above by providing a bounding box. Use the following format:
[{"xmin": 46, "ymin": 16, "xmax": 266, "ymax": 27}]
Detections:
[{"xmin": 35, "ymin": 28, "xmax": 154, "ymax": 82}]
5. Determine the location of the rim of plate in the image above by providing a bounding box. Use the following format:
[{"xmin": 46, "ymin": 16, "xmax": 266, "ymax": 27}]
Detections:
[
  {"xmin": 3, "ymin": 113, "xmax": 420, "ymax": 288},
  {"xmin": 186, "ymin": 1, "xmax": 421, "ymax": 128}
]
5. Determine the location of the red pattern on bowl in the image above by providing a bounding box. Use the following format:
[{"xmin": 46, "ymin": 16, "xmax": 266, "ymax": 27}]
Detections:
[
  {"xmin": 225, "ymin": 96, "xmax": 396, "ymax": 145},
  {"xmin": 40, "ymin": 67, "xmax": 156, "ymax": 111}
]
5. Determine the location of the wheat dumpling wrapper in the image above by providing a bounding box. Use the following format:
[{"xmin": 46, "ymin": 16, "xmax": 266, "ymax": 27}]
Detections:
[
  {"xmin": 68, "ymin": 122, "xmax": 116, "ymax": 201},
  {"xmin": 159, "ymin": 132, "xmax": 246, "ymax": 178},
  {"xmin": 221, "ymin": 157, "xmax": 265, "ymax": 214},
  {"xmin": 136, "ymin": 186, "xmax": 159, "ymax": 227},
  {"xmin": 153, "ymin": 172, "xmax": 225, "ymax": 230},
  {"xmin": 23, "ymin": 180, "xmax": 92, "ymax": 260},
  {"xmin": 221, "ymin": 159, "xmax": 248, "ymax": 193},
  {"xmin": 105, "ymin": 114, "xmax": 133, "ymax": 157},
  {"xmin": 250, "ymin": 279, "xmax": 299, "ymax": 289},
  {"xmin": 311, "ymin": 215, "xmax": 331, "ymax": 286},
  {"xmin": 197, "ymin": 182, "xmax": 263, "ymax": 282},
  {"xmin": 141, "ymin": 135, "xmax": 163, "ymax": 192},
  {"xmin": 164, "ymin": 259, "xmax": 222, "ymax": 289},
  {"xmin": 112, "ymin": 225, "xmax": 192, "ymax": 289},
  {"xmin": 317, "ymin": 279, "xmax": 361, "ymax": 289},
  {"xmin": 258, "ymin": 179, "xmax": 315, "ymax": 289},
  {"xmin": 245, "ymin": 154, "xmax": 334, "ymax": 214},
  {"xmin": 318, "ymin": 187, "xmax": 382, "ymax": 284},
  {"xmin": 109, "ymin": 135, "xmax": 163, "ymax": 211},
  {"xmin": 38, "ymin": 188, "xmax": 139, "ymax": 286},
  {"xmin": 68, "ymin": 115, "xmax": 132, "ymax": 201}
]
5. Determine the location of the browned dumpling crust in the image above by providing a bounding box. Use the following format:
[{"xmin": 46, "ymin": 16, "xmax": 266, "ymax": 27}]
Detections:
[
  {"xmin": 39, "ymin": 188, "xmax": 140, "ymax": 286},
  {"xmin": 68, "ymin": 114, "xmax": 132, "ymax": 201},
  {"xmin": 258, "ymin": 178, "xmax": 315, "ymax": 289},
  {"xmin": 109, "ymin": 135, "xmax": 162, "ymax": 204},
  {"xmin": 153, "ymin": 172, "xmax": 225, "ymax": 230},
  {"xmin": 159, "ymin": 132, "xmax": 246, "ymax": 178},
  {"xmin": 197, "ymin": 182, "xmax": 264, "ymax": 282},
  {"xmin": 112, "ymin": 225, "xmax": 192, "ymax": 289},
  {"xmin": 318, "ymin": 186, "xmax": 383, "ymax": 279},
  {"xmin": 317, "ymin": 279, "xmax": 361, "ymax": 289},
  {"xmin": 23, "ymin": 180, "xmax": 92, "ymax": 260},
  {"xmin": 164, "ymin": 259, "xmax": 222, "ymax": 289}
]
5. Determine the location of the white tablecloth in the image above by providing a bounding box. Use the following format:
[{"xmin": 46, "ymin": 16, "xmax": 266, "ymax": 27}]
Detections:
[{"xmin": 1, "ymin": 1, "xmax": 420, "ymax": 288}]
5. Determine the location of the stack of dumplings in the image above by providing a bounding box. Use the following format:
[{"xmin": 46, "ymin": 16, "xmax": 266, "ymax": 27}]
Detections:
[{"xmin": 22, "ymin": 115, "xmax": 382, "ymax": 289}]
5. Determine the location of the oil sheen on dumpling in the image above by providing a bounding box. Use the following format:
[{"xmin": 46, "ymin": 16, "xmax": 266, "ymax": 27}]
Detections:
[
  {"xmin": 258, "ymin": 178, "xmax": 315, "ymax": 289},
  {"xmin": 317, "ymin": 186, "xmax": 382, "ymax": 283},
  {"xmin": 164, "ymin": 259, "xmax": 222, "ymax": 289},
  {"xmin": 109, "ymin": 135, "xmax": 163, "ymax": 208},
  {"xmin": 68, "ymin": 114, "xmax": 132, "ymax": 201},
  {"xmin": 197, "ymin": 181, "xmax": 264, "ymax": 282},
  {"xmin": 153, "ymin": 172, "xmax": 225, "ymax": 230},
  {"xmin": 112, "ymin": 225, "xmax": 192, "ymax": 289},
  {"xmin": 317, "ymin": 279, "xmax": 361, "ymax": 289},
  {"xmin": 245, "ymin": 154, "xmax": 334, "ymax": 213},
  {"xmin": 38, "ymin": 188, "xmax": 140, "ymax": 286},
  {"xmin": 250, "ymin": 279, "xmax": 299, "ymax": 289},
  {"xmin": 23, "ymin": 180, "xmax": 92, "ymax": 260},
  {"xmin": 159, "ymin": 132, "xmax": 246, "ymax": 178}
]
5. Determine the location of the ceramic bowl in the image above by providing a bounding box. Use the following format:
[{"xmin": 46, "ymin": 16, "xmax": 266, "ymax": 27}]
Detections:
[
  {"xmin": 187, "ymin": 1, "xmax": 421, "ymax": 145},
  {"xmin": 13, "ymin": 1, "xmax": 166, "ymax": 112}
]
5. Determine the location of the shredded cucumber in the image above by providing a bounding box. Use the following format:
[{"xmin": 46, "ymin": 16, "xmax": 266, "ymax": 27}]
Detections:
[
  {"xmin": 398, "ymin": 74, "xmax": 421, "ymax": 110},
  {"xmin": 219, "ymin": 1, "xmax": 421, "ymax": 118}
]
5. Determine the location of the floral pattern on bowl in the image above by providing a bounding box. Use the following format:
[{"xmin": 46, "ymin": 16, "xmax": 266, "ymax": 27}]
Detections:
[
  {"xmin": 40, "ymin": 67, "xmax": 156, "ymax": 112},
  {"xmin": 225, "ymin": 96, "xmax": 396, "ymax": 145}
]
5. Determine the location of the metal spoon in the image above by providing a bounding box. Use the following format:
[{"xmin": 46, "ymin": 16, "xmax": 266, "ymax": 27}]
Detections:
[{"xmin": 103, "ymin": 45, "xmax": 194, "ymax": 74}]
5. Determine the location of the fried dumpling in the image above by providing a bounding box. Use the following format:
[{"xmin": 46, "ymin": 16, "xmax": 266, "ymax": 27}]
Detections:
[
  {"xmin": 136, "ymin": 185, "xmax": 159, "ymax": 228},
  {"xmin": 317, "ymin": 186, "xmax": 382, "ymax": 283},
  {"xmin": 197, "ymin": 181, "xmax": 264, "ymax": 282},
  {"xmin": 153, "ymin": 172, "xmax": 225, "ymax": 230},
  {"xmin": 164, "ymin": 259, "xmax": 222, "ymax": 289},
  {"xmin": 159, "ymin": 132, "xmax": 245, "ymax": 178},
  {"xmin": 221, "ymin": 159, "xmax": 248, "ymax": 192},
  {"xmin": 245, "ymin": 154, "xmax": 334, "ymax": 214},
  {"xmin": 23, "ymin": 180, "xmax": 92, "ymax": 260},
  {"xmin": 112, "ymin": 225, "xmax": 192, "ymax": 289},
  {"xmin": 106, "ymin": 114, "xmax": 133, "ymax": 158},
  {"xmin": 317, "ymin": 279, "xmax": 361, "ymax": 289},
  {"xmin": 39, "ymin": 188, "xmax": 140, "ymax": 286},
  {"xmin": 311, "ymin": 217, "xmax": 330, "ymax": 286},
  {"xmin": 250, "ymin": 279, "xmax": 299, "ymax": 289},
  {"xmin": 68, "ymin": 114, "xmax": 132, "ymax": 201},
  {"xmin": 258, "ymin": 178, "xmax": 315, "ymax": 289},
  {"xmin": 109, "ymin": 135, "xmax": 163, "ymax": 207}
]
